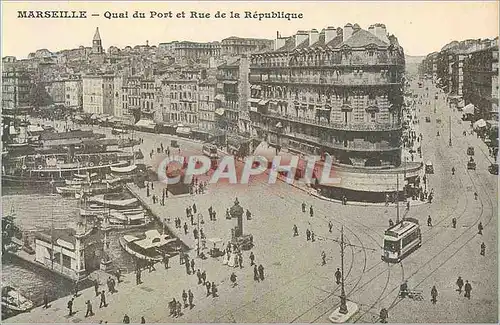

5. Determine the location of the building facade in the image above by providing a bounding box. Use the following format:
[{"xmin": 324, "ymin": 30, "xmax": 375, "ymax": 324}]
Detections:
[
  {"xmin": 64, "ymin": 79, "xmax": 83, "ymax": 109},
  {"xmin": 198, "ymin": 78, "xmax": 217, "ymax": 131},
  {"xmin": 174, "ymin": 41, "xmax": 221, "ymax": 60},
  {"xmin": 221, "ymin": 37, "xmax": 274, "ymax": 56},
  {"xmin": 1, "ymin": 67, "xmax": 31, "ymax": 111},
  {"xmin": 82, "ymin": 75, "xmax": 114, "ymax": 115},
  {"xmin": 249, "ymin": 23, "xmax": 412, "ymax": 201}
]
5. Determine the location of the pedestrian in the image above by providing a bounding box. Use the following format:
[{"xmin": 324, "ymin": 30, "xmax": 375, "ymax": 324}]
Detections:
[
  {"xmin": 464, "ymin": 280, "xmax": 472, "ymax": 299},
  {"xmin": 190, "ymin": 259, "xmax": 195, "ymax": 273},
  {"xmin": 211, "ymin": 282, "xmax": 217, "ymax": 297},
  {"xmin": 116, "ymin": 268, "xmax": 122, "ymax": 283},
  {"xmin": 141, "ymin": 316, "xmax": 146, "ymax": 323},
  {"xmin": 169, "ymin": 298, "xmax": 177, "ymax": 317},
  {"xmin": 254, "ymin": 265, "xmax": 260, "ymax": 282},
  {"xmin": 328, "ymin": 221, "xmax": 333, "ymax": 233},
  {"xmin": 136, "ymin": 268, "xmax": 142, "ymax": 285},
  {"xmin": 85, "ymin": 300, "xmax": 94, "ymax": 317},
  {"xmin": 480, "ymin": 242, "xmax": 486, "ymax": 256},
  {"xmin": 73, "ymin": 279, "xmax": 79, "ymax": 297},
  {"xmin": 184, "ymin": 222, "xmax": 188, "ymax": 235},
  {"xmin": 452, "ymin": 218, "xmax": 457, "ymax": 229},
  {"xmin": 301, "ymin": 202, "xmax": 306, "ymax": 212},
  {"xmin": 431, "ymin": 285, "xmax": 438, "ymax": 304},
  {"xmin": 94, "ymin": 279, "xmax": 99, "ymax": 296},
  {"xmin": 293, "ymin": 224, "xmax": 298, "ymax": 237},
  {"xmin": 306, "ymin": 229, "xmax": 311, "ymax": 241},
  {"xmin": 456, "ymin": 276, "xmax": 464, "ymax": 294},
  {"xmin": 427, "ymin": 215, "xmax": 432, "ymax": 227},
  {"xmin": 230, "ymin": 272, "xmax": 237, "ymax": 287},
  {"xmin": 335, "ymin": 268, "xmax": 341, "ymax": 285},
  {"xmin": 67, "ymin": 298, "xmax": 74, "ymax": 316},
  {"xmin": 193, "ymin": 203, "xmax": 197, "ymax": 214},
  {"xmin": 478, "ymin": 222, "xmax": 483, "ymax": 235},
  {"xmin": 311, "ymin": 231, "xmax": 315, "ymax": 242},
  {"xmin": 406, "ymin": 201, "xmax": 410, "ymax": 210},
  {"xmin": 201, "ymin": 270, "xmax": 206, "ymax": 285},
  {"xmin": 176, "ymin": 300, "xmax": 182, "ymax": 317},
  {"xmin": 238, "ymin": 254, "xmax": 243, "ymax": 268},
  {"xmin": 250, "ymin": 251, "xmax": 255, "ymax": 266},
  {"xmin": 321, "ymin": 251, "xmax": 326, "ymax": 265},
  {"xmin": 182, "ymin": 290, "xmax": 188, "ymax": 308},
  {"xmin": 197, "ymin": 269, "xmax": 202, "ymax": 284},
  {"xmin": 309, "ymin": 205, "xmax": 314, "ymax": 217},
  {"xmin": 188, "ymin": 289, "xmax": 194, "ymax": 308},
  {"xmin": 380, "ymin": 308, "xmax": 388, "ymax": 323},
  {"xmin": 206, "ymin": 281, "xmax": 211, "ymax": 296},
  {"xmin": 163, "ymin": 254, "xmax": 169, "ymax": 269},
  {"xmin": 258, "ymin": 264, "xmax": 265, "ymax": 281},
  {"xmin": 100, "ymin": 290, "xmax": 107, "ymax": 308},
  {"xmin": 43, "ymin": 290, "xmax": 49, "ymax": 309},
  {"xmin": 193, "ymin": 228, "xmax": 198, "ymax": 240}
]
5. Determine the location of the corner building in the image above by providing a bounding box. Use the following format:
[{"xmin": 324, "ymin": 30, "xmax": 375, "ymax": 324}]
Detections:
[{"xmin": 250, "ymin": 24, "xmax": 421, "ymax": 202}]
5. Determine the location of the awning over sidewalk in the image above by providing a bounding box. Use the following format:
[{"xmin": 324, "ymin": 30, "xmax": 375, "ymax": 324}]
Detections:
[
  {"xmin": 135, "ymin": 119, "xmax": 156, "ymax": 129},
  {"xmin": 176, "ymin": 127, "xmax": 192, "ymax": 135},
  {"xmin": 473, "ymin": 119, "xmax": 487, "ymax": 129}
]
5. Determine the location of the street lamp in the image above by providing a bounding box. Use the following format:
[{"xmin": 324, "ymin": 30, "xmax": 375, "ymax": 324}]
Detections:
[
  {"xmin": 449, "ymin": 115, "xmax": 452, "ymax": 146},
  {"xmin": 339, "ymin": 226, "xmax": 348, "ymax": 314},
  {"xmin": 197, "ymin": 213, "xmax": 202, "ymax": 257}
]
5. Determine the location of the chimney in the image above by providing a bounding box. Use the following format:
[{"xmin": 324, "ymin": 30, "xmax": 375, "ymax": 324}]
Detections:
[
  {"xmin": 368, "ymin": 25, "xmax": 376, "ymax": 36},
  {"xmin": 294, "ymin": 30, "xmax": 308, "ymax": 46},
  {"xmin": 343, "ymin": 23, "xmax": 354, "ymax": 41},
  {"xmin": 274, "ymin": 31, "xmax": 286, "ymax": 50},
  {"xmin": 325, "ymin": 26, "xmax": 336, "ymax": 44},
  {"xmin": 374, "ymin": 23, "xmax": 389, "ymax": 43},
  {"xmin": 309, "ymin": 29, "xmax": 319, "ymax": 46}
]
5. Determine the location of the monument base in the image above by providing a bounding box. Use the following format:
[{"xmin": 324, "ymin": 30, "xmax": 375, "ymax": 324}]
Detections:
[{"xmin": 329, "ymin": 301, "xmax": 359, "ymax": 323}]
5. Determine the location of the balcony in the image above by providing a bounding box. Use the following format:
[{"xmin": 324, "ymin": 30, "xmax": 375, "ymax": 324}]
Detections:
[
  {"xmin": 250, "ymin": 74, "xmax": 398, "ymax": 86},
  {"xmin": 319, "ymin": 140, "xmax": 400, "ymax": 152},
  {"xmin": 251, "ymin": 56, "xmax": 404, "ymax": 69},
  {"xmin": 262, "ymin": 111, "xmax": 402, "ymax": 132}
]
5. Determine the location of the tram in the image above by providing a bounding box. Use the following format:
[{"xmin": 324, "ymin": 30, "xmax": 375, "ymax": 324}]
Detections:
[
  {"xmin": 202, "ymin": 144, "xmax": 219, "ymax": 159},
  {"xmin": 382, "ymin": 217, "xmax": 422, "ymax": 263}
]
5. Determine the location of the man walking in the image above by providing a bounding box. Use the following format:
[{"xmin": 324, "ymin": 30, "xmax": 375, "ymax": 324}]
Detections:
[
  {"xmin": 452, "ymin": 218, "xmax": 457, "ymax": 229},
  {"xmin": 206, "ymin": 281, "xmax": 211, "ymax": 297},
  {"xmin": 100, "ymin": 290, "xmax": 107, "ymax": 308},
  {"xmin": 321, "ymin": 251, "xmax": 326, "ymax": 265},
  {"xmin": 431, "ymin": 285, "xmax": 438, "ymax": 304},
  {"xmin": 328, "ymin": 221, "xmax": 333, "ymax": 233},
  {"xmin": 182, "ymin": 290, "xmax": 188, "ymax": 308},
  {"xmin": 201, "ymin": 271, "xmax": 206, "ymax": 285},
  {"xmin": 478, "ymin": 222, "xmax": 483, "ymax": 235},
  {"xmin": 301, "ymin": 202, "xmax": 306, "ymax": 213},
  {"xmin": 306, "ymin": 229, "xmax": 311, "ymax": 241},
  {"xmin": 309, "ymin": 205, "xmax": 314, "ymax": 217},
  {"xmin": 480, "ymin": 242, "xmax": 486, "ymax": 256},
  {"xmin": 94, "ymin": 279, "xmax": 99, "ymax": 296},
  {"xmin": 188, "ymin": 289, "xmax": 194, "ymax": 309},
  {"xmin": 184, "ymin": 222, "xmax": 188, "ymax": 235},
  {"xmin": 250, "ymin": 251, "xmax": 255, "ymax": 266},
  {"xmin": 427, "ymin": 215, "xmax": 432, "ymax": 227},
  {"xmin": 85, "ymin": 300, "xmax": 94, "ymax": 317},
  {"xmin": 335, "ymin": 268, "xmax": 342, "ymax": 285},
  {"xmin": 67, "ymin": 298, "xmax": 74, "ymax": 316},
  {"xmin": 464, "ymin": 280, "xmax": 472, "ymax": 299},
  {"xmin": 293, "ymin": 224, "xmax": 298, "ymax": 237},
  {"xmin": 258, "ymin": 264, "xmax": 265, "ymax": 281},
  {"xmin": 456, "ymin": 276, "xmax": 464, "ymax": 294},
  {"xmin": 254, "ymin": 265, "xmax": 260, "ymax": 282},
  {"xmin": 163, "ymin": 254, "xmax": 169, "ymax": 269},
  {"xmin": 43, "ymin": 290, "xmax": 49, "ymax": 309},
  {"xmin": 190, "ymin": 259, "xmax": 195, "ymax": 274},
  {"xmin": 197, "ymin": 269, "xmax": 202, "ymax": 284}
]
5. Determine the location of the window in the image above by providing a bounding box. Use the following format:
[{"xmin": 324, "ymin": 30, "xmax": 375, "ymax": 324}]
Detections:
[
  {"xmin": 384, "ymin": 239, "xmax": 400, "ymax": 252},
  {"xmin": 402, "ymin": 230, "xmax": 420, "ymax": 248}
]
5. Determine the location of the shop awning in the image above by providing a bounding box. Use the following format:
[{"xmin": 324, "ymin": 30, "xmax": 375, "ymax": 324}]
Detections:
[
  {"xmin": 215, "ymin": 94, "xmax": 224, "ymax": 101},
  {"xmin": 215, "ymin": 108, "xmax": 225, "ymax": 116},
  {"xmin": 463, "ymin": 103, "xmax": 475, "ymax": 115},
  {"xmin": 250, "ymin": 107, "xmax": 258, "ymax": 112},
  {"xmin": 258, "ymin": 99, "xmax": 269, "ymax": 105},
  {"xmin": 223, "ymin": 80, "xmax": 238, "ymax": 84},
  {"xmin": 248, "ymin": 98, "xmax": 260, "ymax": 103},
  {"xmin": 135, "ymin": 119, "xmax": 156, "ymax": 129},
  {"xmin": 176, "ymin": 127, "xmax": 192, "ymax": 135}
]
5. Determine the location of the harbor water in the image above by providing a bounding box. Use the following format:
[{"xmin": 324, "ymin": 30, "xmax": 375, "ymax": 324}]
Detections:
[{"xmin": 1, "ymin": 186, "xmax": 157, "ymax": 315}]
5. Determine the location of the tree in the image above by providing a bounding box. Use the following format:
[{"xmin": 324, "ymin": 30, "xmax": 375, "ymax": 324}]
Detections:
[{"xmin": 29, "ymin": 82, "xmax": 52, "ymax": 109}]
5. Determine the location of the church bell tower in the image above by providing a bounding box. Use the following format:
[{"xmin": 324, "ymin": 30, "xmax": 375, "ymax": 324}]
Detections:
[{"xmin": 92, "ymin": 27, "xmax": 103, "ymax": 54}]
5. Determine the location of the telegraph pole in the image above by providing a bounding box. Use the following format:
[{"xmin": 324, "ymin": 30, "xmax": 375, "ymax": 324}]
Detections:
[
  {"xmin": 396, "ymin": 174, "xmax": 400, "ymax": 224},
  {"xmin": 339, "ymin": 226, "xmax": 348, "ymax": 314}
]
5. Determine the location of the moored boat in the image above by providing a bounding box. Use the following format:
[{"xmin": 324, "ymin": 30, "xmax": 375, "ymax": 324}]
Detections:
[{"xmin": 1, "ymin": 286, "xmax": 34, "ymax": 314}]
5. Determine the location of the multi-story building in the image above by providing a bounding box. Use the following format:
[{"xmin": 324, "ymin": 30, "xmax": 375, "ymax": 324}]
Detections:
[
  {"xmin": 64, "ymin": 79, "xmax": 83, "ymax": 110},
  {"xmin": 123, "ymin": 76, "xmax": 141, "ymax": 122},
  {"xmin": 82, "ymin": 74, "xmax": 114, "ymax": 115},
  {"xmin": 1, "ymin": 66, "xmax": 31, "ymax": 111},
  {"xmin": 47, "ymin": 80, "xmax": 66, "ymax": 105},
  {"xmin": 197, "ymin": 78, "xmax": 217, "ymax": 132},
  {"xmin": 216, "ymin": 56, "xmax": 251, "ymax": 134},
  {"xmin": 463, "ymin": 38, "xmax": 499, "ymax": 121},
  {"xmin": 174, "ymin": 41, "xmax": 221, "ymax": 60},
  {"xmin": 140, "ymin": 78, "xmax": 156, "ymax": 120},
  {"xmin": 221, "ymin": 37, "xmax": 273, "ymax": 56},
  {"xmin": 249, "ymin": 23, "xmax": 417, "ymax": 201}
]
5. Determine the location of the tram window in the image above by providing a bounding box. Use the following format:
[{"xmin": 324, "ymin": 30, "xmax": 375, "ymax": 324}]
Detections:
[
  {"xmin": 384, "ymin": 240, "xmax": 400, "ymax": 252},
  {"xmin": 402, "ymin": 231, "xmax": 420, "ymax": 248}
]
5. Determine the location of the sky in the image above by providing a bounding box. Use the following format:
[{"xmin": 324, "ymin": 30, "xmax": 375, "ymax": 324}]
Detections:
[{"xmin": 2, "ymin": 1, "xmax": 498, "ymax": 58}]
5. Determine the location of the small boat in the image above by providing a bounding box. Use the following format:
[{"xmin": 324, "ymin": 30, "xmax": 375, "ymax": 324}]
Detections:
[
  {"xmin": 65, "ymin": 178, "xmax": 89, "ymax": 186},
  {"xmin": 119, "ymin": 230, "xmax": 178, "ymax": 262},
  {"xmin": 2, "ymin": 286, "xmax": 34, "ymax": 313},
  {"xmin": 56, "ymin": 185, "xmax": 82, "ymax": 195},
  {"xmin": 79, "ymin": 207, "xmax": 144, "ymax": 217},
  {"xmin": 110, "ymin": 164, "xmax": 137, "ymax": 173},
  {"xmin": 88, "ymin": 195, "xmax": 138, "ymax": 208},
  {"xmin": 74, "ymin": 172, "xmax": 98, "ymax": 179}
]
